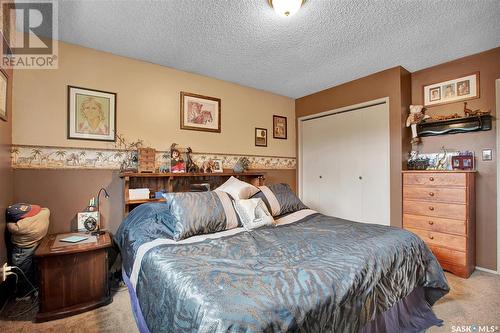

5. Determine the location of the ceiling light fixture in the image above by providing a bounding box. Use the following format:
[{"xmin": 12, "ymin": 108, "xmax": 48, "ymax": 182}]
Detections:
[{"xmin": 269, "ymin": 0, "xmax": 304, "ymax": 18}]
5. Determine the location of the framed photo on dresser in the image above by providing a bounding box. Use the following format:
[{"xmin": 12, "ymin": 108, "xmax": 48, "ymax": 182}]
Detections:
[
  {"xmin": 0, "ymin": 69, "xmax": 8, "ymax": 121},
  {"xmin": 67, "ymin": 86, "xmax": 116, "ymax": 141}
]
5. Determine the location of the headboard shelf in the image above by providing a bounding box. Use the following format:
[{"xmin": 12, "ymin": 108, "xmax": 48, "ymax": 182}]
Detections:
[{"xmin": 120, "ymin": 171, "xmax": 266, "ymax": 215}]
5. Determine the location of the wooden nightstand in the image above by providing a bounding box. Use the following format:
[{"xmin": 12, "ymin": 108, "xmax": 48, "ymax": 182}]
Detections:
[{"xmin": 34, "ymin": 232, "xmax": 113, "ymax": 322}]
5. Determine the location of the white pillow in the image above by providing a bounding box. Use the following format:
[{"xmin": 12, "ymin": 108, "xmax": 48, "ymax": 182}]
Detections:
[
  {"xmin": 233, "ymin": 198, "xmax": 274, "ymax": 230},
  {"xmin": 216, "ymin": 176, "xmax": 259, "ymax": 199}
]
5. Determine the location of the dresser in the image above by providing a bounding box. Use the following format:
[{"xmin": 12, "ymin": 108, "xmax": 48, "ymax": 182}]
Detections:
[{"xmin": 402, "ymin": 170, "xmax": 475, "ymax": 278}]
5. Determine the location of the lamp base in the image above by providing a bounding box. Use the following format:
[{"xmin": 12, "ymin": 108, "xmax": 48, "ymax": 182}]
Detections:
[{"xmin": 91, "ymin": 230, "xmax": 106, "ymax": 236}]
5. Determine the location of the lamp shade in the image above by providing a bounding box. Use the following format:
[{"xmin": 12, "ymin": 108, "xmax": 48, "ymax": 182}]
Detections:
[{"xmin": 270, "ymin": 0, "xmax": 303, "ymax": 17}]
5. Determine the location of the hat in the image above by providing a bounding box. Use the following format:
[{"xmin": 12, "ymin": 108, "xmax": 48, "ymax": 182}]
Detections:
[{"xmin": 6, "ymin": 203, "xmax": 42, "ymax": 222}]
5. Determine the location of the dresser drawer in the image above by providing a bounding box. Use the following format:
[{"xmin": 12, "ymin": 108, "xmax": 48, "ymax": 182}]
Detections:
[
  {"xmin": 403, "ymin": 200, "xmax": 466, "ymax": 220},
  {"xmin": 406, "ymin": 227, "xmax": 466, "ymax": 251},
  {"xmin": 403, "ymin": 173, "xmax": 466, "ymax": 187},
  {"xmin": 403, "ymin": 186, "xmax": 466, "ymax": 203},
  {"xmin": 403, "ymin": 214, "xmax": 466, "ymax": 235},
  {"xmin": 428, "ymin": 245, "xmax": 467, "ymax": 266}
]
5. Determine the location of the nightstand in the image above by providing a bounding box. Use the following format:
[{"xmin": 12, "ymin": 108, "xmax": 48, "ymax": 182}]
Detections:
[{"xmin": 34, "ymin": 232, "xmax": 113, "ymax": 322}]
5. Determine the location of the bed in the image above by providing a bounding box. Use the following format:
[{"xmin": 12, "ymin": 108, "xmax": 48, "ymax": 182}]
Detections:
[{"xmin": 115, "ymin": 185, "xmax": 449, "ymax": 333}]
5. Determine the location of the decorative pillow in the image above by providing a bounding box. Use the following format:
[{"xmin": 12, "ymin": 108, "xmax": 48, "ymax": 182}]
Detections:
[
  {"xmin": 251, "ymin": 183, "xmax": 308, "ymax": 217},
  {"xmin": 165, "ymin": 191, "xmax": 240, "ymax": 241},
  {"xmin": 233, "ymin": 198, "xmax": 274, "ymax": 230},
  {"xmin": 216, "ymin": 176, "xmax": 260, "ymax": 199}
]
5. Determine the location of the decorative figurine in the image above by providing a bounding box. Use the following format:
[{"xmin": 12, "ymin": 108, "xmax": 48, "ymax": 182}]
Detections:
[
  {"xmin": 464, "ymin": 102, "xmax": 491, "ymax": 117},
  {"xmin": 406, "ymin": 105, "xmax": 429, "ymax": 144},
  {"xmin": 186, "ymin": 147, "xmax": 199, "ymax": 173},
  {"xmin": 233, "ymin": 157, "xmax": 250, "ymax": 173},
  {"xmin": 201, "ymin": 159, "xmax": 215, "ymax": 173},
  {"xmin": 170, "ymin": 143, "xmax": 186, "ymax": 173},
  {"xmin": 435, "ymin": 146, "xmax": 449, "ymax": 170}
]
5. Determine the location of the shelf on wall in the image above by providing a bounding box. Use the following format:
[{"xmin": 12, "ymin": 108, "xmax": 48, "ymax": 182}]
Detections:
[{"xmin": 417, "ymin": 115, "xmax": 492, "ymax": 137}]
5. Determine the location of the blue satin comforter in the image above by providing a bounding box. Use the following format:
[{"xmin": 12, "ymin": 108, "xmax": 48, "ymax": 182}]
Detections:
[{"xmin": 115, "ymin": 203, "xmax": 449, "ymax": 333}]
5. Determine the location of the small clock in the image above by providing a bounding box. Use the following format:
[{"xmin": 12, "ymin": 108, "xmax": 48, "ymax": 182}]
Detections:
[{"xmin": 77, "ymin": 211, "xmax": 99, "ymax": 232}]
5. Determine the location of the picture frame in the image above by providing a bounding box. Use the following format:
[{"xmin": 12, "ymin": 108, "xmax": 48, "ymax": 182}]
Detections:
[
  {"xmin": 423, "ymin": 72, "xmax": 479, "ymax": 107},
  {"xmin": 212, "ymin": 159, "xmax": 223, "ymax": 173},
  {"xmin": 67, "ymin": 86, "xmax": 117, "ymax": 142},
  {"xmin": 482, "ymin": 149, "xmax": 492, "ymax": 161},
  {"xmin": 0, "ymin": 68, "xmax": 8, "ymax": 122},
  {"xmin": 273, "ymin": 115, "xmax": 287, "ymax": 139},
  {"xmin": 255, "ymin": 128, "xmax": 267, "ymax": 147},
  {"xmin": 180, "ymin": 92, "xmax": 221, "ymax": 133}
]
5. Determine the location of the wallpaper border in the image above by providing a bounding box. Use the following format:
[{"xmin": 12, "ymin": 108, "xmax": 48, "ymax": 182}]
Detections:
[{"xmin": 11, "ymin": 145, "xmax": 296, "ymax": 170}]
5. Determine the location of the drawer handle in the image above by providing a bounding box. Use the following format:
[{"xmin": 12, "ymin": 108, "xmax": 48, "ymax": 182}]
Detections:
[
  {"xmin": 428, "ymin": 221, "xmax": 434, "ymax": 225},
  {"xmin": 429, "ymin": 177, "xmax": 435, "ymax": 181},
  {"xmin": 429, "ymin": 206, "xmax": 434, "ymax": 211},
  {"xmin": 429, "ymin": 192, "xmax": 435, "ymax": 197},
  {"xmin": 429, "ymin": 235, "xmax": 434, "ymax": 240}
]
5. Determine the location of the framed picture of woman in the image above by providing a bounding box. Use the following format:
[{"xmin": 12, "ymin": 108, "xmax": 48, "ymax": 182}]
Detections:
[{"xmin": 67, "ymin": 86, "xmax": 117, "ymax": 141}]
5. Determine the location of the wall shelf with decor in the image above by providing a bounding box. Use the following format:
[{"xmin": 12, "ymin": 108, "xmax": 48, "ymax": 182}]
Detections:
[
  {"xmin": 417, "ymin": 115, "xmax": 492, "ymax": 137},
  {"xmin": 119, "ymin": 172, "xmax": 265, "ymax": 215}
]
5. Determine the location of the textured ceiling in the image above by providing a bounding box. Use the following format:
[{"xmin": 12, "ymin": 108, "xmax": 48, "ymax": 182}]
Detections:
[{"xmin": 52, "ymin": 0, "xmax": 499, "ymax": 98}]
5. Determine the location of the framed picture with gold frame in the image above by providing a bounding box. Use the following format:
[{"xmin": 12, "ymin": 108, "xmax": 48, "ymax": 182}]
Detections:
[
  {"xmin": 67, "ymin": 86, "xmax": 117, "ymax": 141},
  {"xmin": 255, "ymin": 128, "xmax": 267, "ymax": 147},
  {"xmin": 0, "ymin": 68, "xmax": 8, "ymax": 122},
  {"xmin": 180, "ymin": 92, "xmax": 221, "ymax": 133}
]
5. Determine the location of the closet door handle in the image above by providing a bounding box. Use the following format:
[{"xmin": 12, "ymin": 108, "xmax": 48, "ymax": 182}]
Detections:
[{"xmin": 358, "ymin": 176, "xmax": 363, "ymax": 180}]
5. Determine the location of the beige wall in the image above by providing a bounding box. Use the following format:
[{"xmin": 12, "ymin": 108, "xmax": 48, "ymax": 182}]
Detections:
[{"xmin": 12, "ymin": 41, "xmax": 295, "ymax": 157}]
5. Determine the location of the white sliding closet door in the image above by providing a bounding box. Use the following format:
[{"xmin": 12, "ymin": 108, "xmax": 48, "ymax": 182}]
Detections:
[{"xmin": 299, "ymin": 99, "xmax": 389, "ymax": 225}]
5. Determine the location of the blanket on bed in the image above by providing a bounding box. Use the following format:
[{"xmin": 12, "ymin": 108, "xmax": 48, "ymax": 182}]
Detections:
[{"xmin": 115, "ymin": 203, "xmax": 449, "ymax": 333}]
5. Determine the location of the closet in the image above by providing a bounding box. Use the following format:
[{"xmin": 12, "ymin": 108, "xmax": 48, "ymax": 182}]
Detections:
[{"xmin": 299, "ymin": 98, "xmax": 390, "ymax": 225}]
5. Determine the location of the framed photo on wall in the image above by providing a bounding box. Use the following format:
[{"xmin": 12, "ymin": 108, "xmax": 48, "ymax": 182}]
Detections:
[
  {"xmin": 423, "ymin": 72, "xmax": 479, "ymax": 107},
  {"xmin": 273, "ymin": 115, "xmax": 287, "ymax": 139},
  {"xmin": 0, "ymin": 69, "xmax": 8, "ymax": 121},
  {"xmin": 255, "ymin": 128, "xmax": 267, "ymax": 147},
  {"xmin": 67, "ymin": 86, "xmax": 116, "ymax": 141},
  {"xmin": 180, "ymin": 92, "xmax": 221, "ymax": 133}
]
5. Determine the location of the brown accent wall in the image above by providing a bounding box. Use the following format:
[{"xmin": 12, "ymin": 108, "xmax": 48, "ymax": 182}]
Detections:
[
  {"xmin": 13, "ymin": 169, "xmax": 295, "ymax": 235},
  {"xmin": 411, "ymin": 47, "xmax": 500, "ymax": 270},
  {"xmin": 295, "ymin": 67, "xmax": 412, "ymax": 227},
  {"xmin": 0, "ymin": 35, "xmax": 13, "ymax": 266}
]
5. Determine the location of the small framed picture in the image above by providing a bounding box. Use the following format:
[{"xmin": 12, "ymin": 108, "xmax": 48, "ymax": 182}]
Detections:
[
  {"xmin": 212, "ymin": 159, "xmax": 223, "ymax": 173},
  {"xmin": 482, "ymin": 149, "xmax": 492, "ymax": 161},
  {"xmin": 429, "ymin": 87, "xmax": 441, "ymax": 102},
  {"xmin": 180, "ymin": 92, "xmax": 221, "ymax": 133},
  {"xmin": 273, "ymin": 115, "xmax": 287, "ymax": 139},
  {"xmin": 0, "ymin": 69, "xmax": 8, "ymax": 122},
  {"xmin": 255, "ymin": 128, "xmax": 267, "ymax": 147},
  {"xmin": 423, "ymin": 72, "xmax": 479, "ymax": 107},
  {"xmin": 67, "ymin": 86, "xmax": 116, "ymax": 141}
]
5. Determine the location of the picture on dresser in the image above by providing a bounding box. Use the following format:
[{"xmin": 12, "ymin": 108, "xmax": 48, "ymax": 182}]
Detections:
[
  {"xmin": 423, "ymin": 72, "xmax": 479, "ymax": 107},
  {"xmin": 67, "ymin": 86, "xmax": 116, "ymax": 141},
  {"xmin": 180, "ymin": 92, "xmax": 221, "ymax": 133}
]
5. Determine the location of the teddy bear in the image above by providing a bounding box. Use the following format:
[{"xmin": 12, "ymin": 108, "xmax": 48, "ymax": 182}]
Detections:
[{"xmin": 406, "ymin": 105, "xmax": 429, "ymax": 144}]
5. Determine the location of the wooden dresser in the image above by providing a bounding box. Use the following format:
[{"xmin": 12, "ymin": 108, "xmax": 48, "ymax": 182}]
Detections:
[{"xmin": 402, "ymin": 170, "xmax": 475, "ymax": 278}]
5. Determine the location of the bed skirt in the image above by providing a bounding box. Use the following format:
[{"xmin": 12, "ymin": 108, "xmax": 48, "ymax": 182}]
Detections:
[{"xmin": 123, "ymin": 270, "xmax": 443, "ymax": 333}]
